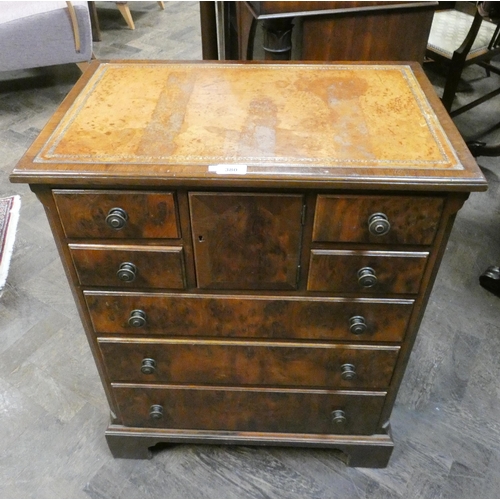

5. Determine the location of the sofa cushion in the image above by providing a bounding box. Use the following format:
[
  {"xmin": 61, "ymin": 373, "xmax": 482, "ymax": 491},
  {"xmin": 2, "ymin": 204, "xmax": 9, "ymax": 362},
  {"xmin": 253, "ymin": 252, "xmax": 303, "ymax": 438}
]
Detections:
[{"xmin": 0, "ymin": 1, "xmax": 88, "ymax": 25}]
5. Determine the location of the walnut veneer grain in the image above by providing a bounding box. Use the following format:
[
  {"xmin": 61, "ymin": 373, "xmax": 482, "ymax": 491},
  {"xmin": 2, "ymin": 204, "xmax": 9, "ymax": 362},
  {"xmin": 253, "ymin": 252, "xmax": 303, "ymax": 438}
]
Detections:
[{"xmin": 10, "ymin": 60, "xmax": 486, "ymax": 468}]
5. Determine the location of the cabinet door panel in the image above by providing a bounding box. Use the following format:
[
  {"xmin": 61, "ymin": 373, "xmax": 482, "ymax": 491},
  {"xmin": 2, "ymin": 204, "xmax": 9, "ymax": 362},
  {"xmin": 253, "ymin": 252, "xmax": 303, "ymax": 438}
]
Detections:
[{"xmin": 189, "ymin": 193, "xmax": 304, "ymax": 290}]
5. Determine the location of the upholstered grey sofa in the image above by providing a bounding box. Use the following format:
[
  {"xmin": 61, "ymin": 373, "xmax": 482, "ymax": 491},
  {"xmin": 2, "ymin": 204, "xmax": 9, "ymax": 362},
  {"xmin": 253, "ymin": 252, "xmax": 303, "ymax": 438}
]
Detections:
[{"xmin": 0, "ymin": 1, "xmax": 92, "ymax": 73}]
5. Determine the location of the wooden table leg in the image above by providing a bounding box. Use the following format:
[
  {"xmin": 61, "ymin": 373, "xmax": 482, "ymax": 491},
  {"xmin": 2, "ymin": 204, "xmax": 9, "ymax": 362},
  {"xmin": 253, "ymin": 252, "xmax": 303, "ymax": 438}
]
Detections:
[{"xmin": 200, "ymin": 1, "xmax": 219, "ymax": 60}]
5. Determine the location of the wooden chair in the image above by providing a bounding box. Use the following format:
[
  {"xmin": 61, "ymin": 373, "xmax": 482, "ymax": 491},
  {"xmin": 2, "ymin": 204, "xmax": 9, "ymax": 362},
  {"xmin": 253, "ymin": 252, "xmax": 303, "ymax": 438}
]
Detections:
[
  {"xmin": 89, "ymin": 1, "xmax": 164, "ymax": 40},
  {"xmin": 115, "ymin": 1, "xmax": 164, "ymax": 30},
  {"xmin": 426, "ymin": 3, "xmax": 500, "ymax": 117}
]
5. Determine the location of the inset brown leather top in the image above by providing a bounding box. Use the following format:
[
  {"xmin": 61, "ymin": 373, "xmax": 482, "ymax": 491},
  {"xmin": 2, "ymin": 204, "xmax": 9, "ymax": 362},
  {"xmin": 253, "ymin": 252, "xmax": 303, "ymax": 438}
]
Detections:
[{"xmin": 11, "ymin": 61, "xmax": 486, "ymax": 191}]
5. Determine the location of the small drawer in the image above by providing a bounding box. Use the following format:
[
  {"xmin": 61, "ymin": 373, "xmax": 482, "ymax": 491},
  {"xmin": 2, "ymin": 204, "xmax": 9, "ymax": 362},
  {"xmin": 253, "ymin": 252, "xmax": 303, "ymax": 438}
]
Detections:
[
  {"xmin": 85, "ymin": 292, "xmax": 414, "ymax": 342},
  {"xmin": 313, "ymin": 195, "xmax": 444, "ymax": 245},
  {"xmin": 99, "ymin": 339, "xmax": 400, "ymax": 389},
  {"xmin": 70, "ymin": 244, "xmax": 185, "ymax": 289},
  {"xmin": 308, "ymin": 250, "xmax": 428, "ymax": 294},
  {"xmin": 112, "ymin": 385, "xmax": 386, "ymax": 435},
  {"xmin": 53, "ymin": 190, "xmax": 179, "ymax": 239}
]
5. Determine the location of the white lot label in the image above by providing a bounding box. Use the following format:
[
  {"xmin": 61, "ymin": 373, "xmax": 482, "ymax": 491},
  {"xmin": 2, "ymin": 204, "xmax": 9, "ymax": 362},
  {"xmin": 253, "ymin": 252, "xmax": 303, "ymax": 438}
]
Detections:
[{"xmin": 208, "ymin": 164, "xmax": 248, "ymax": 175}]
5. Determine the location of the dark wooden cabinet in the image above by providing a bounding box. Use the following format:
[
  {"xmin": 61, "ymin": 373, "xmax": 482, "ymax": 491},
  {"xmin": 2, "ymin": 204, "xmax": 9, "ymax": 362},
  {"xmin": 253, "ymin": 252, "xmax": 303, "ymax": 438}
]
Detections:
[
  {"xmin": 203, "ymin": 1, "xmax": 437, "ymax": 62},
  {"xmin": 10, "ymin": 61, "xmax": 486, "ymax": 467}
]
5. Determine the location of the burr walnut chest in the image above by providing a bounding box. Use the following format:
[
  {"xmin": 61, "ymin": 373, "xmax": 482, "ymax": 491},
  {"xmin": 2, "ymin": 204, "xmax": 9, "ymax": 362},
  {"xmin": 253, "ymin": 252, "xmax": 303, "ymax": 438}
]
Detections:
[{"xmin": 10, "ymin": 61, "xmax": 486, "ymax": 467}]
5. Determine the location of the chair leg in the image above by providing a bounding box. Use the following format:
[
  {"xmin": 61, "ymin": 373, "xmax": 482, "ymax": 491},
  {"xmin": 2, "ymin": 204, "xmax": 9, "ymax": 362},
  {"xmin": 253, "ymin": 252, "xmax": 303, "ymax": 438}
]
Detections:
[
  {"xmin": 441, "ymin": 62, "xmax": 465, "ymax": 112},
  {"xmin": 483, "ymin": 59, "xmax": 491, "ymax": 77},
  {"xmin": 116, "ymin": 2, "xmax": 135, "ymax": 30},
  {"xmin": 480, "ymin": 267, "xmax": 500, "ymax": 296},
  {"xmin": 88, "ymin": 1, "xmax": 101, "ymax": 42},
  {"xmin": 76, "ymin": 61, "xmax": 90, "ymax": 72},
  {"xmin": 158, "ymin": 1, "xmax": 165, "ymax": 9}
]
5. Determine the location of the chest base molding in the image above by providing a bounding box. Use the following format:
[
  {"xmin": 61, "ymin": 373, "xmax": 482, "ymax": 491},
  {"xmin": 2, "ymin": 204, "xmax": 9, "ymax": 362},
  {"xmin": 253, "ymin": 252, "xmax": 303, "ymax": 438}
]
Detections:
[{"xmin": 105, "ymin": 425, "xmax": 394, "ymax": 468}]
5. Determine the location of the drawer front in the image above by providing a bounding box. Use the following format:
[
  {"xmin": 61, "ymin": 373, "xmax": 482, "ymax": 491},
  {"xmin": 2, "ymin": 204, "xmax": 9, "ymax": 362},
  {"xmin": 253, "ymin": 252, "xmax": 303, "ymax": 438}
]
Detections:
[
  {"xmin": 308, "ymin": 250, "xmax": 428, "ymax": 294},
  {"xmin": 313, "ymin": 195, "xmax": 444, "ymax": 245},
  {"xmin": 54, "ymin": 190, "xmax": 179, "ymax": 239},
  {"xmin": 70, "ymin": 244, "xmax": 185, "ymax": 289},
  {"xmin": 113, "ymin": 385, "xmax": 386, "ymax": 435},
  {"xmin": 85, "ymin": 292, "xmax": 414, "ymax": 342},
  {"xmin": 99, "ymin": 339, "xmax": 400, "ymax": 389}
]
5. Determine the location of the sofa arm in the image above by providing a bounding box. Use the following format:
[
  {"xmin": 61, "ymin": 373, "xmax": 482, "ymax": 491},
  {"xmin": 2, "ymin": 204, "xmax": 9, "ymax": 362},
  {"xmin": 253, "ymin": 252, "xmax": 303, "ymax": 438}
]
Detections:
[{"xmin": 0, "ymin": 1, "xmax": 92, "ymax": 72}]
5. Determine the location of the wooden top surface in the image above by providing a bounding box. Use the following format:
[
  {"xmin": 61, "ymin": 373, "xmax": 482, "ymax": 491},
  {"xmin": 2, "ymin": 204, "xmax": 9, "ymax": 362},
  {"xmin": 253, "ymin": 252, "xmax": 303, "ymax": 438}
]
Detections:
[
  {"xmin": 246, "ymin": 1, "xmax": 436, "ymax": 18},
  {"xmin": 11, "ymin": 60, "xmax": 486, "ymax": 191}
]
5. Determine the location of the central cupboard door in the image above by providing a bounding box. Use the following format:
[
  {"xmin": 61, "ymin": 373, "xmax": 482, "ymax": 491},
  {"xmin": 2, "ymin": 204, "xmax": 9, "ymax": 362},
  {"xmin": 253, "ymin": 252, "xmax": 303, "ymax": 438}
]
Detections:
[{"xmin": 189, "ymin": 193, "xmax": 305, "ymax": 290}]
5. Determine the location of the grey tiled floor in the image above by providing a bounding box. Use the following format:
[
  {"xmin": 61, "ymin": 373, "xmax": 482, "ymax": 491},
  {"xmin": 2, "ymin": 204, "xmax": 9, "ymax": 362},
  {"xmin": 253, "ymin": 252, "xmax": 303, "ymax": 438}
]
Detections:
[{"xmin": 1, "ymin": 2, "xmax": 500, "ymax": 497}]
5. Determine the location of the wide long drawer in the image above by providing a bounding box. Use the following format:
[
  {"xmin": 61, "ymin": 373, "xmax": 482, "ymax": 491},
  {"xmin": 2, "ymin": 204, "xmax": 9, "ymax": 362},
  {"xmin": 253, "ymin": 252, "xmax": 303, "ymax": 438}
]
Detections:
[
  {"xmin": 85, "ymin": 292, "xmax": 414, "ymax": 342},
  {"xmin": 112, "ymin": 385, "xmax": 386, "ymax": 435},
  {"xmin": 70, "ymin": 244, "xmax": 186, "ymax": 289},
  {"xmin": 53, "ymin": 190, "xmax": 179, "ymax": 239},
  {"xmin": 99, "ymin": 339, "xmax": 400, "ymax": 389},
  {"xmin": 308, "ymin": 250, "xmax": 428, "ymax": 294}
]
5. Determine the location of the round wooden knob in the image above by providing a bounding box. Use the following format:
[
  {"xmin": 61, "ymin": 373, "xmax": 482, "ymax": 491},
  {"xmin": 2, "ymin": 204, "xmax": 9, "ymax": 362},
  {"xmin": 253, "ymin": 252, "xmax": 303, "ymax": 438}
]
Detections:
[
  {"xmin": 149, "ymin": 404, "xmax": 163, "ymax": 419},
  {"xmin": 141, "ymin": 358, "xmax": 156, "ymax": 375},
  {"xmin": 117, "ymin": 262, "xmax": 137, "ymax": 282},
  {"xmin": 128, "ymin": 309, "xmax": 146, "ymax": 328},
  {"xmin": 368, "ymin": 212, "xmax": 390, "ymax": 236},
  {"xmin": 106, "ymin": 207, "xmax": 128, "ymax": 230},
  {"xmin": 331, "ymin": 409, "xmax": 346, "ymax": 425},
  {"xmin": 341, "ymin": 363, "xmax": 357, "ymax": 380},
  {"xmin": 349, "ymin": 315, "xmax": 367, "ymax": 335},
  {"xmin": 358, "ymin": 267, "xmax": 377, "ymax": 288}
]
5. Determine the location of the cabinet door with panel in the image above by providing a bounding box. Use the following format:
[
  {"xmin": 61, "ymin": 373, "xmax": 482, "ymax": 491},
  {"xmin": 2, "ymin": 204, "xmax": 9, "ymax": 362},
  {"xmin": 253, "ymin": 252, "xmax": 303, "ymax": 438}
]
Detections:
[{"xmin": 189, "ymin": 193, "xmax": 305, "ymax": 290}]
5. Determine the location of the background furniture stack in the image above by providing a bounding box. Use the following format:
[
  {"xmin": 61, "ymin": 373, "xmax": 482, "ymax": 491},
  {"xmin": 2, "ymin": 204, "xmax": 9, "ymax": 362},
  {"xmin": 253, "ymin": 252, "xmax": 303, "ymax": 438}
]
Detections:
[{"xmin": 201, "ymin": 1, "xmax": 437, "ymax": 61}]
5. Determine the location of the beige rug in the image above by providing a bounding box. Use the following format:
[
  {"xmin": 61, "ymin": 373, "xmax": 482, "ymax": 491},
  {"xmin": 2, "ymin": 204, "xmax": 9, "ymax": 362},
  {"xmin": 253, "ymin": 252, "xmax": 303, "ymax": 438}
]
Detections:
[{"xmin": 0, "ymin": 195, "xmax": 21, "ymax": 294}]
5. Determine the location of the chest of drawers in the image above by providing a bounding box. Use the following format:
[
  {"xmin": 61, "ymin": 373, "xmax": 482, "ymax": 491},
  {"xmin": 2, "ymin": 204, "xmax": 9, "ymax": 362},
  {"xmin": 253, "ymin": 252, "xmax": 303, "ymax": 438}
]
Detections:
[{"xmin": 10, "ymin": 61, "xmax": 486, "ymax": 467}]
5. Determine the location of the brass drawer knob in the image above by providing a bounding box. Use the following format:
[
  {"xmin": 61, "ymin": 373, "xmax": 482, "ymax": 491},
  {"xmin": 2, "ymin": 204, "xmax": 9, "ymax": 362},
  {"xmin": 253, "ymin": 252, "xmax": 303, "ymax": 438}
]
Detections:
[
  {"xmin": 349, "ymin": 315, "xmax": 367, "ymax": 335},
  {"xmin": 341, "ymin": 363, "xmax": 357, "ymax": 380},
  {"xmin": 358, "ymin": 267, "xmax": 377, "ymax": 288},
  {"xmin": 141, "ymin": 358, "xmax": 156, "ymax": 375},
  {"xmin": 128, "ymin": 309, "xmax": 147, "ymax": 328},
  {"xmin": 331, "ymin": 409, "xmax": 346, "ymax": 425},
  {"xmin": 149, "ymin": 404, "xmax": 163, "ymax": 420},
  {"xmin": 106, "ymin": 207, "xmax": 128, "ymax": 230},
  {"xmin": 368, "ymin": 212, "xmax": 390, "ymax": 236},
  {"xmin": 117, "ymin": 262, "xmax": 137, "ymax": 282}
]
